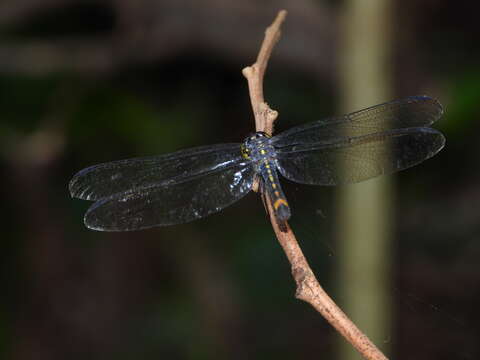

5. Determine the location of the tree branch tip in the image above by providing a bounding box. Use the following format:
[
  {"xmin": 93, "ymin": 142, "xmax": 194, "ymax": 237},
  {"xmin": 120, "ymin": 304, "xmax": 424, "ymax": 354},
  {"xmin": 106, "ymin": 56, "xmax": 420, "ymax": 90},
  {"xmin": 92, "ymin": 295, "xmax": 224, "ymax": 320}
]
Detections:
[
  {"xmin": 265, "ymin": 10, "xmax": 287, "ymax": 39},
  {"xmin": 275, "ymin": 9, "xmax": 288, "ymax": 22}
]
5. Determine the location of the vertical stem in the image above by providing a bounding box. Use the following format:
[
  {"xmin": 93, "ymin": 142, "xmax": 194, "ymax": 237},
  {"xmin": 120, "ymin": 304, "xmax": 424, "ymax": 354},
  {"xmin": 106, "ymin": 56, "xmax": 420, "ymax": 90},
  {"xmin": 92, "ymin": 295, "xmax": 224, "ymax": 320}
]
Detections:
[{"xmin": 337, "ymin": 0, "xmax": 394, "ymax": 359}]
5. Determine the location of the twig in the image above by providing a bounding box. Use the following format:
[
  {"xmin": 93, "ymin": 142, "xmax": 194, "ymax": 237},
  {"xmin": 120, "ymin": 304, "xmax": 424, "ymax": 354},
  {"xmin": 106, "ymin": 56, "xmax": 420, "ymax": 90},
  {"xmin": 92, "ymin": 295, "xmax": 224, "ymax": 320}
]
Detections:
[
  {"xmin": 242, "ymin": 10, "xmax": 286, "ymax": 135},
  {"xmin": 242, "ymin": 10, "xmax": 389, "ymax": 360}
]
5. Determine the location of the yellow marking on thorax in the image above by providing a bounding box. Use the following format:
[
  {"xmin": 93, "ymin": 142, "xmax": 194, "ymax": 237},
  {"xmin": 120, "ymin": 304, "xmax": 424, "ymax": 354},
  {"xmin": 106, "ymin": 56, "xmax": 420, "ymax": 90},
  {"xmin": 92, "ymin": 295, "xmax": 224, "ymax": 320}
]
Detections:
[
  {"xmin": 240, "ymin": 144, "xmax": 250, "ymax": 159},
  {"xmin": 260, "ymin": 149, "xmax": 267, "ymax": 155},
  {"xmin": 272, "ymin": 183, "xmax": 277, "ymax": 189},
  {"xmin": 273, "ymin": 198, "xmax": 289, "ymax": 210}
]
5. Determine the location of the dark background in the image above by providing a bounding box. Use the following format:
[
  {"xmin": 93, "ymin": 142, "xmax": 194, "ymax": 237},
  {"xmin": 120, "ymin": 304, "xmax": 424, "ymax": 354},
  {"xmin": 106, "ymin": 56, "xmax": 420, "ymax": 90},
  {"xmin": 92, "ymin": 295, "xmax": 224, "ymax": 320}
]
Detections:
[{"xmin": 0, "ymin": 1, "xmax": 479, "ymax": 359}]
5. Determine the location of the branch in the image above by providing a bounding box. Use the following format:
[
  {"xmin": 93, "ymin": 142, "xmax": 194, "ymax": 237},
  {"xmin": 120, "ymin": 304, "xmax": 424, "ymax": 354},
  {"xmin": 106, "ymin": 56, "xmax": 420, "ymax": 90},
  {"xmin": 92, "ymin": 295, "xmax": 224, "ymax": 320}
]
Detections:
[
  {"xmin": 242, "ymin": 10, "xmax": 286, "ymax": 135},
  {"xmin": 242, "ymin": 10, "xmax": 388, "ymax": 360}
]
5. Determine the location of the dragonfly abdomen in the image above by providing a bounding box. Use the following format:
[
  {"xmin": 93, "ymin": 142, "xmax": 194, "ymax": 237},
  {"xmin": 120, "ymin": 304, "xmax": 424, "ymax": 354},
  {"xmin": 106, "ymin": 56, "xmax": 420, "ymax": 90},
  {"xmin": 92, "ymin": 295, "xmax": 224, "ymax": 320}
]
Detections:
[{"xmin": 259, "ymin": 160, "xmax": 291, "ymax": 222}]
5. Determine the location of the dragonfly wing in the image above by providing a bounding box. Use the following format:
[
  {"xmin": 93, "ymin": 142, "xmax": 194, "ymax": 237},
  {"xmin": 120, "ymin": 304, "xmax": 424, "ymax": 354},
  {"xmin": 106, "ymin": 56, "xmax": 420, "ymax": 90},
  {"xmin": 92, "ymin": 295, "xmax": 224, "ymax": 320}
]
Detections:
[
  {"xmin": 276, "ymin": 127, "xmax": 445, "ymax": 185},
  {"xmin": 69, "ymin": 143, "xmax": 242, "ymax": 201},
  {"xmin": 271, "ymin": 96, "xmax": 443, "ymax": 148},
  {"xmin": 84, "ymin": 162, "xmax": 254, "ymax": 231}
]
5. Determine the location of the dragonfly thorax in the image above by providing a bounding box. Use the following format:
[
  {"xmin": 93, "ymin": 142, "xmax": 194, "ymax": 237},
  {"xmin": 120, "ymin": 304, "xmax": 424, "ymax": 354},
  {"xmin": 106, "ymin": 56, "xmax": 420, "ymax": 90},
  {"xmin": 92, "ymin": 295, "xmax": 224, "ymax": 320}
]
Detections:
[{"xmin": 241, "ymin": 132, "xmax": 277, "ymax": 165}]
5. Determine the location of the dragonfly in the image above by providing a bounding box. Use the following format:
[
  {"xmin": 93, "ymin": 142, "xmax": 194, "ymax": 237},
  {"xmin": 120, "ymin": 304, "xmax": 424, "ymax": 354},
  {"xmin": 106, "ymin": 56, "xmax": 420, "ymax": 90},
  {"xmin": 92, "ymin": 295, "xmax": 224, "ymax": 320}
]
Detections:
[{"xmin": 69, "ymin": 96, "xmax": 445, "ymax": 231}]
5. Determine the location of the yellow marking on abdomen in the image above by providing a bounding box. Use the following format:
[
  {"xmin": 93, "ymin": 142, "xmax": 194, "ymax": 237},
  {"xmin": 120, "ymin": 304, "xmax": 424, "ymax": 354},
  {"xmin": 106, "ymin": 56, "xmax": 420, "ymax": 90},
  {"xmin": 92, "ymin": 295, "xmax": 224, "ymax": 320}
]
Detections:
[
  {"xmin": 268, "ymin": 175, "xmax": 274, "ymax": 182},
  {"xmin": 272, "ymin": 183, "xmax": 277, "ymax": 189},
  {"xmin": 273, "ymin": 198, "xmax": 289, "ymax": 210}
]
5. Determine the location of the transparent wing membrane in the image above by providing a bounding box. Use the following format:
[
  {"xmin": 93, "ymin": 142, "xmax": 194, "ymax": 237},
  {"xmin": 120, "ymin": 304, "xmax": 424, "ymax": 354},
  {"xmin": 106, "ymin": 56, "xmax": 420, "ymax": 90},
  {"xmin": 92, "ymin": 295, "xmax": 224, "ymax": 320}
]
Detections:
[
  {"xmin": 277, "ymin": 128, "xmax": 445, "ymax": 185},
  {"xmin": 272, "ymin": 96, "xmax": 443, "ymax": 148},
  {"xmin": 84, "ymin": 163, "xmax": 254, "ymax": 231},
  {"xmin": 69, "ymin": 143, "xmax": 242, "ymax": 201}
]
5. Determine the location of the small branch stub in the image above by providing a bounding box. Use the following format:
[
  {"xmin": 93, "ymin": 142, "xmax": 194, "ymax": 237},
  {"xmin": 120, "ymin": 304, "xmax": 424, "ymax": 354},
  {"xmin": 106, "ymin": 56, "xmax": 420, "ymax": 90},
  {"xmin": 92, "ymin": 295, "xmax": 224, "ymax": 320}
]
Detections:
[{"xmin": 242, "ymin": 10, "xmax": 389, "ymax": 360}]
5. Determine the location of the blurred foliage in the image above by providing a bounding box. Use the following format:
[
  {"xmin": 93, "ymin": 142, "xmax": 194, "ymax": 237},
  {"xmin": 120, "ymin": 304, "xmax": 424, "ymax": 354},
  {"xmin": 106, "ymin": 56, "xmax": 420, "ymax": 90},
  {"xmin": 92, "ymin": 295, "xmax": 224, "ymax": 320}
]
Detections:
[{"xmin": 444, "ymin": 67, "xmax": 480, "ymax": 135}]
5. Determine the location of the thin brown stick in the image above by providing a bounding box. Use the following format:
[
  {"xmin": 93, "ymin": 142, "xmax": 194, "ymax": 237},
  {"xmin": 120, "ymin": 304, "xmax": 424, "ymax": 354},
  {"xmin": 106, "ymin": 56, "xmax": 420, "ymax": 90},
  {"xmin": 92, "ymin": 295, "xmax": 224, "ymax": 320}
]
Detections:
[
  {"xmin": 242, "ymin": 10, "xmax": 286, "ymax": 135},
  {"xmin": 242, "ymin": 10, "xmax": 388, "ymax": 360}
]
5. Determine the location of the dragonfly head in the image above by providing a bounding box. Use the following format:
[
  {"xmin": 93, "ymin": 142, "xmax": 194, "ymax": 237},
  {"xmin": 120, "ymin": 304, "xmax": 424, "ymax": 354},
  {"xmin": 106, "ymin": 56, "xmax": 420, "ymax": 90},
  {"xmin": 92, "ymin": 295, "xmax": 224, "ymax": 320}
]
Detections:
[{"xmin": 241, "ymin": 132, "xmax": 274, "ymax": 161}]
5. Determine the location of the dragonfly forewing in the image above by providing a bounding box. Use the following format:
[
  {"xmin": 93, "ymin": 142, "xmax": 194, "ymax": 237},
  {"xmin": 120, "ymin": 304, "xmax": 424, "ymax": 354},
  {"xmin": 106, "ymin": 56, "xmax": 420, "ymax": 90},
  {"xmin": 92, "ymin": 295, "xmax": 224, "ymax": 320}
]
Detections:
[
  {"xmin": 69, "ymin": 143, "xmax": 242, "ymax": 201},
  {"xmin": 271, "ymin": 96, "xmax": 443, "ymax": 148}
]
